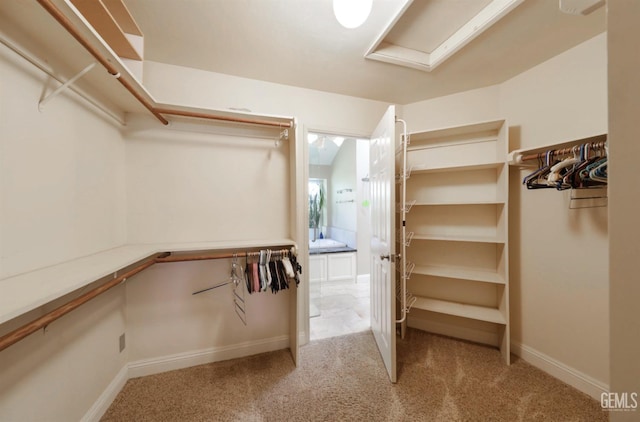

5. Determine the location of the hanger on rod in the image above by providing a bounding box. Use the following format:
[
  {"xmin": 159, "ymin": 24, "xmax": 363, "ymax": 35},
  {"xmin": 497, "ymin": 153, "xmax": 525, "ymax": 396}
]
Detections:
[
  {"xmin": 521, "ymin": 140, "xmax": 608, "ymax": 209},
  {"xmin": 189, "ymin": 247, "xmax": 299, "ymax": 301},
  {"xmin": 523, "ymin": 150, "xmax": 556, "ymax": 189},
  {"xmin": 523, "ymin": 141, "xmax": 608, "ymax": 190},
  {"xmin": 232, "ymin": 253, "xmax": 247, "ymax": 325},
  {"xmin": 192, "ymin": 280, "xmax": 234, "ymax": 295}
]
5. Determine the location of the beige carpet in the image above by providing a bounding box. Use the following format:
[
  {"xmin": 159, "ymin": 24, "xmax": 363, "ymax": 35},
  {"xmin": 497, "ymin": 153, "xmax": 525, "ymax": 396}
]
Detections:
[{"xmin": 102, "ymin": 329, "xmax": 607, "ymax": 421}]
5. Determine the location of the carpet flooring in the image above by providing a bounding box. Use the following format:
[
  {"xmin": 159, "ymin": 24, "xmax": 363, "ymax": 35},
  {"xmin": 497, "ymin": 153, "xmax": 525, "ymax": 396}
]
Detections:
[{"xmin": 102, "ymin": 329, "xmax": 607, "ymax": 421}]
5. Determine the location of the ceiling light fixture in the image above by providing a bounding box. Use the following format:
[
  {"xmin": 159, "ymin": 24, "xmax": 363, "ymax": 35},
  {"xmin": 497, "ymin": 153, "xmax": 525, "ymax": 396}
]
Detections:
[{"xmin": 333, "ymin": 0, "xmax": 373, "ymax": 29}]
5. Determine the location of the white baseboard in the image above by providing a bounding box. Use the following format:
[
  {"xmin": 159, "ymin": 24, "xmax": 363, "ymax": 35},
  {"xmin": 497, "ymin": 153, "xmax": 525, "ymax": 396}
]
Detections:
[
  {"xmin": 511, "ymin": 341, "xmax": 609, "ymax": 400},
  {"xmin": 81, "ymin": 364, "xmax": 128, "ymax": 422},
  {"xmin": 85, "ymin": 336, "xmax": 291, "ymax": 420},
  {"xmin": 128, "ymin": 335, "xmax": 290, "ymax": 379},
  {"xmin": 408, "ymin": 316, "xmax": 499, "ymax": 347},
  {"xmin": 408, "ymin": 317, "xmax": 608, "ymax": 400}
]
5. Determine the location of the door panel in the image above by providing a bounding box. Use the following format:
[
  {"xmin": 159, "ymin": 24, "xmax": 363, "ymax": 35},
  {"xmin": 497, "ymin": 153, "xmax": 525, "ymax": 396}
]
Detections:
[{"xmin": 369, "ymin": 105, "xmax": 396, "ymax": 382}]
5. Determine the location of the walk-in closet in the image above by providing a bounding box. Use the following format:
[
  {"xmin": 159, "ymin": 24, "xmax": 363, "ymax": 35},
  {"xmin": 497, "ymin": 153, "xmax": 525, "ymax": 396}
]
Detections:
[{"xmin": 1, "ymin": 0, "xmax": 638, "ymax": 421}]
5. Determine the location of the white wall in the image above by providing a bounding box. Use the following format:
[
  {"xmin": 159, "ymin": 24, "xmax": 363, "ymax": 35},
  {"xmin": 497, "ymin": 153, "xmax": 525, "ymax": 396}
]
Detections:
[
  {"xmin": 0, "ymin": 43, "xmax": 128, "ymax": 421},
  {"xmin": 309, "ymin": 165, "xmax": 332, "ymax": 180},
  {"xmin": 608, "ymin": 2, "xmax": 640, "ymax": 420},
  {"xmin": 500, "ymin": 33, "xmax": 609, "ymax": 389},
  {"xmin": 126, "ymin": 260, "xmax": 290, "ymax": 368},
  {"xmin": 0, "ymin": 45, "xmax": 127, "ymax": 279},
  {"xmin": 144, "ymin": 61, "xmax": 390, "ymax": 137},
  {"xmin": 124, "ymin": 116, "xmax": 291, "ymax": 244},
  {"xmin": 329, "ymin": 140, "xmax": 357, "ymax": 247},
  {"xmin": 356, "ymin": 139, "xmax": 371, "ymax": 276},
  {"xmin": 402, "ymin": 85, "xmax": 501, "ymax": 133}
]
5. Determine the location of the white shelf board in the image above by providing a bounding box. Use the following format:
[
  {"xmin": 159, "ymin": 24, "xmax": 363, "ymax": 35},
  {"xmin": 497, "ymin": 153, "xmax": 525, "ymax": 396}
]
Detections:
[
  {"xmin": 407, "ymin": 135, "xmax": 498, "ymax": 152},
  {"xmin": 412, "ymin": 233, "xmax": 505, "ymax": 244},
  {"xmin": 411, "ymin": 162, "xmax": 504, "ymax": 174},
  {"xmin": 411, "ymin": 200, "xmax": 505, "ymax": 206},
  {"xmin": 409, "ymin": 119, "xmax": 505, "ymax": 141},
  {"xmin": 0, "ymin": 239, "xmax": 296, "ymax": 325},
  {"xmin": 413, "ymin": 265, "xmax": 505, "ymax": 284},
  {"xmin": 413, "ymin": 296, "xmax": 506, "ymax": 324}
]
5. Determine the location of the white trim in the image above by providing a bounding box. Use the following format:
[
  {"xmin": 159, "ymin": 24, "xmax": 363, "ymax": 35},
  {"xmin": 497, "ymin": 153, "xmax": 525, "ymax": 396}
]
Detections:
[
  {"xmin": 511, "ymin": 341, "xmax": 609, "ymax": 400},
  {"xmin": 365, "ymin": 0, "xmax": 524, "ymax": 72},
  {"xmin": 299, "ymin": 330, "xmax": 308, "ymax": 346},
  {"xmin": 365, "ymin": 0, "xmax": 415, "ymax": 57},
  {"xmin": 128, "ymin": 335, "xmax": 290, "ymax": 378},
  {"xmin": 357, "ymin": 274, "xmax": 370, "ymax": 284},
  {"xmin": 81, "ymin": 364, "xmax": 128, "ymax": 422},
  {"xmin": 429, "ymin": 0, "xmax": 525, "ymax": 69}
]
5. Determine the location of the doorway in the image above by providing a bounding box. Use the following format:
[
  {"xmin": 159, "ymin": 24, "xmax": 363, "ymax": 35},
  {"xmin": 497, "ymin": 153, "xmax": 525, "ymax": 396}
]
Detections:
[{"xmin": 307, "ymin": 131, "xmax": 371, "ymax": 340}]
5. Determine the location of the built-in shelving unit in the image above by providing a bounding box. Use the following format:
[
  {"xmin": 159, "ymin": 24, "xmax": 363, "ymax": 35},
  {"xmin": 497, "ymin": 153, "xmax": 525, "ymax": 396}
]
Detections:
[{"xmin": 401, "ymin": 119, "xmax": 510, "ymax": 364}]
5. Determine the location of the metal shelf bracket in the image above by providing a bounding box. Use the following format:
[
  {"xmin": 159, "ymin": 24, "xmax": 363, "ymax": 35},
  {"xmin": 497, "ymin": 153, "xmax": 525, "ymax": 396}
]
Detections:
[{"xmin": 38, "ymin": 62, "xmax": 97, "ymax": 111}]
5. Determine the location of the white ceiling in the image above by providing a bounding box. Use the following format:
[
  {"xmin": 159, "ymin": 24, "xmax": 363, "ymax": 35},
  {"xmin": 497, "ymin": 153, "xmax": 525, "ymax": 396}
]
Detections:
[
  {"xmin": 123, "ymin": 0, "xmax": 605, "ymax": 105},
  {"xmin": 0, "ymin": 0, "xmax": 605, "ymax": 108},
  {"xmin": 308, "ymin": 133, "xmax": 357, "ymax": 166}
]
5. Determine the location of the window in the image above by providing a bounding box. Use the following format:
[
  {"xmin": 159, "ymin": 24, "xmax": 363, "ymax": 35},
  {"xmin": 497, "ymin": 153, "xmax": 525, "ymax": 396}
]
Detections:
[{"xmin": 308, "ymin": 178, "xmax": 326, "ymax": 229}]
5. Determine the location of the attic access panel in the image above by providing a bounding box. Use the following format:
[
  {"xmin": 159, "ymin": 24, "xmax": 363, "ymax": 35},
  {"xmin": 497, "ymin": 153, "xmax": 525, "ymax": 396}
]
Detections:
[{"xmin": 365, "ymin": 0, "xmax": 524, "ymax": 72}]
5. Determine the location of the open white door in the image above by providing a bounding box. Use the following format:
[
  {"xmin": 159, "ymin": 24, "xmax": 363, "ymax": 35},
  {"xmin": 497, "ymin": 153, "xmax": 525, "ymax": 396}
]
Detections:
[{"xmin": 369, "ymin": 105, "xmax": 397, "ymax": 382}]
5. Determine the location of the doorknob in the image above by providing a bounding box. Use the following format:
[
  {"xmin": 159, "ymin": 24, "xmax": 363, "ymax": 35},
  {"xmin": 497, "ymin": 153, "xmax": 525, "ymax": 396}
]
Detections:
[{"xmin": 380, "ymin": 254, "xmax": 397, "ymax": 262}]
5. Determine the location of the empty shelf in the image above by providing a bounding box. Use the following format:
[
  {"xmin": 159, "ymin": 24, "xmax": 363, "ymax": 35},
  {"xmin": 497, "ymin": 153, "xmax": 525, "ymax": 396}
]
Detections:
[
  {"xmin": 411, "ymin": 200, "xmax": 505, "ymax": 206},
  {"xmin": 411, "ymin": 162, "xmax": 504, "ymax": 174},
  {"xmin": 413, "ymin": 296, "xmax": 506, "ymax": 324},
  {"xmin": 413, "ymin": 265, "xmax": 505, "ymax": 284},
  {"xmin": 412, "ymin": 234, "xmax": 505, "ymax": 244}
]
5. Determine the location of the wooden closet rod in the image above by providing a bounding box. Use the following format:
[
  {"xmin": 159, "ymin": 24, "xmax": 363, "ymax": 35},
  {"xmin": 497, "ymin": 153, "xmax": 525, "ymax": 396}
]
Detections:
[
  {"xmin": 155, "ymin": 249, "xmax": 293, "ymax": 263},
  {"xmin": 0, "ymin": 258, "xmax": 156, "ymax": 353},
  {"xmin": 519, "ymin": 141, "xmax": 607, "ymax": 162},
  {"xmin": 0, "ymin": 247, "xmax": 295, "ymax": 352},
  {"xmin": 154, "ymin": 108, "xmax": 293, "ymax": 129},
  {"xmin": 35, "ymin": 0, "xmax": 295, "ymax": 130}
]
